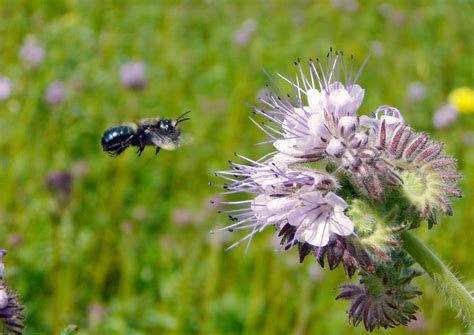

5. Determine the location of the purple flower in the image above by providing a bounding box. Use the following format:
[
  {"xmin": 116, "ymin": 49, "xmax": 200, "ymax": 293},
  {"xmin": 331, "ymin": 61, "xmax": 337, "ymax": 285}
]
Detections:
[
  {"xmin": 0, "ymin": 76, "xmax": 12, "ymax": 101},
  {"xmin": 213, "ymin": 154, "xmax": 339, "ymax": 250},
  {"xmin": 172, "ymin": 208, "xmax": 194, "ymax": 226},
  {"xmin": 331, "ymin": 0, "xmax": 359, "ymax": 12},
  {"xmin": 463, "ymin": 131, "xmax": 474, "ymax": 147},
  {"xmin": 45, "ymin": 81, "xmax": 66, "ymax": 105},
  {"xmin": 0, "ymin": 249, "xmax": 6, "ymax": 279},
  {"xmin": 120, "ymin": 62, "xmax": 147, "ymax": 90},
  {"xmin": 213, "ymin": 50, "xmax": 464, "ymax": 332},
  {"xmin": 336, "ymin": 252, "xmax": 422, "ymax": 331},
  {"xmin": 45, "ymin": 170, "xmax": 73, "ymax": 199},
  {"xmin": 406, "ymin": 81, "xmax": 427, "ymax": 102},
  {"xmin": 433, "ymin": 103, "xmax": 458, "ymax": 129},
  {"xmin": 19, "ymin": 35, "xmax": 45, "ymax": 68},
  {"xmin": 0, "ymin": 250, "xmax": 25, "ymax": 334},
  {"xmin": 258, "ymin": 55, "xmax": 365, "ymax": 163},
  {"xmin": 370, "ymin": 40, "xmax": 384, "ymax": 58},
  {"xmin": 233, "ymin": 19, "xmax": 257, "ymax": 47},
  {"xmin": 287, "ymin": 192, "xmax": 353, "ymax": 247},
  {"xmin": 88, "ymin": 303, "xmax": 106, "ymax": 328}
]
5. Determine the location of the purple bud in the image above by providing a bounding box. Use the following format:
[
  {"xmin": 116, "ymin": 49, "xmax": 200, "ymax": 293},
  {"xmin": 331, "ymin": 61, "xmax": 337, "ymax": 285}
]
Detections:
[
  {"xmin": 338, "ymin": 116, "xmax": 358, "ymax": 138},
  {"xmin": 349, "ymin": 132, "xmax": 368, "ymax": 148},
  {"xmin": 326, "ymin": 138, "xmax": 345, "ymax": 157}
]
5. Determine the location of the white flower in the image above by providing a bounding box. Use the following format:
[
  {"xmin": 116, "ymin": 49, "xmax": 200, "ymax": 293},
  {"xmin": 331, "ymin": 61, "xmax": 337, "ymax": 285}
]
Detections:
[
  {"xmin": 288, "ymin": 192, "xmax": 353, "ymax": 247},
  {"xmin": 259, "ymin": 54, "xmax": 366, "ymax": 163}
]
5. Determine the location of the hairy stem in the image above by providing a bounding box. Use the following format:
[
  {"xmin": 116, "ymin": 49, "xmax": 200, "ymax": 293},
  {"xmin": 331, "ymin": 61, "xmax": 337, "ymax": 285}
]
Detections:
[{"xmin": 401, "ymin": 230, "xmax": 474, "ymax": 325}]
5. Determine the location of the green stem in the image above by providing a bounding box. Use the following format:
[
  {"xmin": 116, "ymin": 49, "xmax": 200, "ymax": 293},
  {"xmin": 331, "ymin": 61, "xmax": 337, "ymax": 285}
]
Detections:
[{"xmin": 401, "ymin": 230, "xmax": 474, "ymax": 325}]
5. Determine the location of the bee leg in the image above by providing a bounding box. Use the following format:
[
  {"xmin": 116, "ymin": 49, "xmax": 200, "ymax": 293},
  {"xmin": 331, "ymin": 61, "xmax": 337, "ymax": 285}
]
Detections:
[
  {"xmin": 136, "ymin": 146, "xmax": 145, "ymax": 157},
  {"xmin": 155, "ymin": 147, "xmax": 161, "ymax": 155},
  {"xmin": 115, "ymin": 146, "xmax": 128, "ymax": 156},
  {"xmin": 105, "ymin": 142, "xmax": 128, "ymax": 156}
]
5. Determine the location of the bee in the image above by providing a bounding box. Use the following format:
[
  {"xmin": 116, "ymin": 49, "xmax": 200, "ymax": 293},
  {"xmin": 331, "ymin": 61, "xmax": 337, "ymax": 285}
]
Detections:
[{"xmin": 101, "ymin": 111, "xmax": 190, "ymax": 157}]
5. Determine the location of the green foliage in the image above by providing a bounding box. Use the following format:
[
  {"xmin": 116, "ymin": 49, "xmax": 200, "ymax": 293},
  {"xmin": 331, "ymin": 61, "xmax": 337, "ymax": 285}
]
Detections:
[
  {"xmin": 0, "ymin": 1, "xmax": 473, "ymax": 334},
  {"xmin": 60, "ymin": 325, "xmax": 79, "ymax": 335}
]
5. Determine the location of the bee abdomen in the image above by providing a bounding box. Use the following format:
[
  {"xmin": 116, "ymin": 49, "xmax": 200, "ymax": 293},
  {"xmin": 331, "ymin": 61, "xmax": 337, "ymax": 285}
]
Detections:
[
  {"xmin": 101, "ymin": 125, "xmax": 139, "ymax": 156},
  {"xmin": 101, "ymin": 126, "xmax": 135, "ymax": 145}
]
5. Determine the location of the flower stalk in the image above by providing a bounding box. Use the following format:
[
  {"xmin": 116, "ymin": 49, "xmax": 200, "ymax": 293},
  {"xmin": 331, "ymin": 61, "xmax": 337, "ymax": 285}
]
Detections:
[{"xmin": 400, "ymin": 230, "xmax": 474, "ymax": 324}]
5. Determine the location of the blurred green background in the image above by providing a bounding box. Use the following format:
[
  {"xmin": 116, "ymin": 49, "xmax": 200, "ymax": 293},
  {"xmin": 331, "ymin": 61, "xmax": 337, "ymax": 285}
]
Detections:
[{"xmin": 0, "ymin": 1, "xmax": 473, "ymax": 334}]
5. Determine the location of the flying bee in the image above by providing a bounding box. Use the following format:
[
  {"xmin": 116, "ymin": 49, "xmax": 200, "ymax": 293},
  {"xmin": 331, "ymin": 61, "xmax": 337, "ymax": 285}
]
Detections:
[{"xmin": 101, "ymin": 111, "xmax": 190, "ymax": 157}]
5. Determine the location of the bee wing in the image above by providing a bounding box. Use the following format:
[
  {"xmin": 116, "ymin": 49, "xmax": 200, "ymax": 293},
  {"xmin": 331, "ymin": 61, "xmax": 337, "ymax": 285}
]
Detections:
[{"xmin": 145, "ymin": 129, "xmax": 180, "ymax": 151}]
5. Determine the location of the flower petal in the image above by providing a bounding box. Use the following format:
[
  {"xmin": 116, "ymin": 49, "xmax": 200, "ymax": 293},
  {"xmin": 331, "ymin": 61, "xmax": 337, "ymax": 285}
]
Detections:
[
  {"xmin": 324, "ymin": 192, "xmax": 348, "ymax": 210},
  {"xmin": 331, "ymin": 211, "xmax": 354, "ymax": 236},
  {"xmin": 301, "ymin": 219, "xmax": 331, "ymax": 247}
]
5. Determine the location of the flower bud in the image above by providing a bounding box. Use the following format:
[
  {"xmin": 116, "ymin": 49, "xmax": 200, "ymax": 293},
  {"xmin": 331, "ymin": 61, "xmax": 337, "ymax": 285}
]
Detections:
[
  {"xmin": 347, "ymin": 199, "xmax": 402, "ymax": 263},
  {"xmin": 326, "ymin": 138, "xmax": 345, "ymax": 157},
  {"xmin": 349, "ymin": 132, "xmax": 368, "ymax": 148},
  {"xmin": 338, "ymin": 116, "xmax": 358, "ymax": 138},
  {"xmin": 337, "ymin": 250, "xmax": 422, "ymax": 331}
]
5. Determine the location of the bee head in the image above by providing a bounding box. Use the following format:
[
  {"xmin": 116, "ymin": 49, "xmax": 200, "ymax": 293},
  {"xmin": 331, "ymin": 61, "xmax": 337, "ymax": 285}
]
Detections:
[{"xmin": 158, "ymin": 119, "xmax": 174, "ymax": 134}]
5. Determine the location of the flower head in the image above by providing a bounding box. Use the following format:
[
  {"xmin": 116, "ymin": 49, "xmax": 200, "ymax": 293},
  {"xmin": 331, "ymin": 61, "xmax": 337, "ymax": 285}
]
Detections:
[
  {"xmin": 213, "ymin": 50, "xmax": 463, "ymax": 330},
  {"xmin": 0, "ymin": 250, "xmax": 25, "ymax": 334},
  {"xmin": 336, "ymin": 251, "xmax": 422, "ymax": 331},
  {"xmin": 288, "ymin": 191, "xmax": 353, "ymax": 247},
  {"xmin": 215, "ymin": 49, "xmax": 461, "ymax": 247}
]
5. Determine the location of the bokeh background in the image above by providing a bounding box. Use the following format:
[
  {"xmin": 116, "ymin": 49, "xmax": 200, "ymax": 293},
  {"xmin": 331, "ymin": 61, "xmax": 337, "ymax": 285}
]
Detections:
[{"xmin": 0, "ymin": 1, "xmax": 473, "ymax": 334}]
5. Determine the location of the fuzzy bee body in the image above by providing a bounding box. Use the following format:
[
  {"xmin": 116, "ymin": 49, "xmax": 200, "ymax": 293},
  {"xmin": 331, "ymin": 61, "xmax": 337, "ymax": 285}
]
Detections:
[{"xmin": 101, "ymin": 111, "xmax": 190, "ymax": 157}]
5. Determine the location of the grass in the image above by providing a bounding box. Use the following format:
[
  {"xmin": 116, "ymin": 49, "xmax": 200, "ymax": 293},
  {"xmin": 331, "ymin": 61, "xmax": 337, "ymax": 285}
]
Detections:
[{"xmin": 0, "ymin": 1, "xmax": 473, "ymax": 334}]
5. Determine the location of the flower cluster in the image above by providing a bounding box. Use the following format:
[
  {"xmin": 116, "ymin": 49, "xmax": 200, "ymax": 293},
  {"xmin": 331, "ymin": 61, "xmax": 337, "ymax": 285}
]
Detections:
[
  {"xmin": 213, "ymin": 50, "xmax": 462, "ymax": 331},
  {"xmin": 0, "ymin": 250, "xmax": 25, "ymax": 335},
  {"xmin": 0, "ymin": 35, "xmax": 149, "ymax": 107}
]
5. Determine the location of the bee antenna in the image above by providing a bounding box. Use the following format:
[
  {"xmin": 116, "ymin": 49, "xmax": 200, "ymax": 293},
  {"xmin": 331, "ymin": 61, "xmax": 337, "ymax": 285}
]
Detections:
[{"xmin": 176, "ymin": 110, "xmax": 191, "ymax": 122}]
